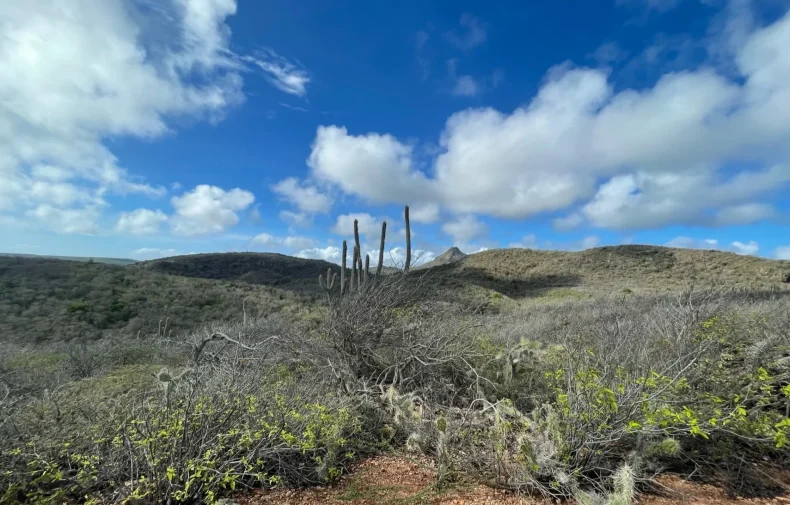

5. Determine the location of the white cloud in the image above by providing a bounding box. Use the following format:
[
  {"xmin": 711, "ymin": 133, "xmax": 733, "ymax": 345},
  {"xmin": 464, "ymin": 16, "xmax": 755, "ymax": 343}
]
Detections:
[
  {"xmin": 441, "ymin": 215, "xmax": 488, "ymax": 244},
  {"xmin": 332, "ymin": 213, "xmax": 381, "ymax": 237},
  {"xmin": 665, "ymin": 236, "xmax": 761, "ymax": 256},
  {"xmin": 774, "ymin": 245, "xmax": 790, "ymax": 260},
  {"xmin": 26, "ymin": 205, "xmax": 99, "ymax": 234},
  {"xmin": 115, "ymin": 208, "xmax": 168, "ymax": 235},
  {"xmin": 445, "ymin": 13, "xmax": 487, "ymax": 50},
  {"xmin": 409, "ymin": 203, "xmax": 440, "ymax": 224},
  {"xmin": 0, "ymin": 0, "xmax": 268, "ymax": 237},
  {"xmin": 553, "ymin": 213, "xmax": 583, "ymax": 231},
  {"xmin": 715, "ymin": 203, "xmax": 777, "ymax": 225},
  {"xmin": 308, "ymin": 126, "xmax": 435, "ymax": 205},
  {"xmin": 271, "ymin": 177, "xmax": 332, "ymax": 213},
  {"xmin": 296, "ymin": 246, "xmax": 342, "ymax": 263},
  {"xmin": 250, "ymin": 233, "xmax": 278, "ymax": 247},
  {"xmin": 306, "ymin": 10, "xmax": 790, "ymax": 230},
  {"xmin": 0, "ymin": 0, "xmax": 244, "ymax": 199},
  {"xmin": 580, "ymin": 235, "xmax": 601, "ymax": 250},
  {"xmin": 282, "ymin": 235, "xmax": 316, "ymax": 249},
  {"xmin": 583, "ymin": 166, "xmax": 788, "ymax": 229},
  {"xmin": 731, "ymin": 240, "xmax": 759, "ymax": 255},
  {"xmin": 279, "ymin": 210, "xmax": 312, "ymax": 228},
  {"xmin": 130, "ymin": 248, "xmax": 178, "ymax": 260},
  {"xmin": 251, "ymin": 233, "xmax": 315, "ymax": 250},
  {"xmin": 366, "ymin": 246, "xmax": 437, "ymax": 268},
  {"xmin": 665, "ymin": 236, "xmax": 721, "ymax": 249},
  {"xmin": 246, "ymin": 49, "xmax": 310, "ymax": 97},
  {"xmin": 170, "ymin": 185, "xmax": 255, "ymax": 236}
]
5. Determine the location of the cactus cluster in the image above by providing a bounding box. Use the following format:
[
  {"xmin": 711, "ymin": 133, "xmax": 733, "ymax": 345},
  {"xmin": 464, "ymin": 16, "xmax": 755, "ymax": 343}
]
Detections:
[{"xmin": 318, "ymin": 204, "xmax": 412, "ymax": 295}]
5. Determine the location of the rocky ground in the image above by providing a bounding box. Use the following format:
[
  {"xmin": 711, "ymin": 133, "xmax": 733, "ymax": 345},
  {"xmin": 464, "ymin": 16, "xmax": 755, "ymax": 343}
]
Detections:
[{"xmin": 233, "ymin": 456, "xmax": 790, "ymax": 505}]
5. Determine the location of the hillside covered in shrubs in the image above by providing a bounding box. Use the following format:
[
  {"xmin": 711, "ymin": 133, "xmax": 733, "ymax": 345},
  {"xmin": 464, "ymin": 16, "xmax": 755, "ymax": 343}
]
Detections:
[{"xmin": 1, "ymin": 212, "xmax": 789, "ymax": 504}]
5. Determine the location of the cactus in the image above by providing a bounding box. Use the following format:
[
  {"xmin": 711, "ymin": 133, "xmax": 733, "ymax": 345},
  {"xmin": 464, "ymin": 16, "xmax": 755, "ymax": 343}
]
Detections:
[
  {"xmin": 377, "ymin": 221, "xmax": 387, "ymax": 276},
  {"xmin": 319, "ymin": 267, "xmax": 336, "ymax": 294},
  {"xmin": 351, "ymin": 244, "xmax": 357, "ymax": 291},
  {"xmin": 404, "ymin": 205, "xmax": 411, "ymax": 272},
  {"xmin": 319, "ymin": 204, "xmax": 413, "ymax": 295},
  {"xmin": 341, "ymin": 240, "xmax": 347, "ymax": 296},
  {"xmin": 353, "ymin": 218, "xmax": 363, "ymax": 289},
  {"xmin": 356, "ymin": 247, "xmax": 362, "ymax": 287}
]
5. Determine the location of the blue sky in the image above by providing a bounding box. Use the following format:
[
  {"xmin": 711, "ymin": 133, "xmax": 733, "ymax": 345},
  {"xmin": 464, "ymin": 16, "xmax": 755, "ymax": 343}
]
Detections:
[{"xmin": 1, "ymin": 0, "xmax": 788, "ymax": 264}]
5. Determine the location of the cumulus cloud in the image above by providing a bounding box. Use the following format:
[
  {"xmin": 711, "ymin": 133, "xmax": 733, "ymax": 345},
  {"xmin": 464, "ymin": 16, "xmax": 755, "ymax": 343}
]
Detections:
[
  {"xmin": 0, "ymin": 0, "xmax": 246, "ymax": 207},
  {"xmin": 26, "ymin": 205, "xmax": 99, "ymax": 234},
  {"xmin": 0, "ymin": 1, "xmax": 308, "ymax": 236},
  {"xmin": 303, "ymin": 10, "xmax": 789, "ymax": 230},
  {"xmin": 308, "ymin": 126, "xmax": 435, "ymax": 205},
  {"xmin": 332, "ymin": 213, "xmax": 382, "ymax": 237},
  {"xmin": 116, "ymin": 208, "xmax": 168, "ymax": 235},
  {"xmin": 409, "ymin": 203, "xmax": 441, "ymax": 224},
  {"xmin": 296, "ymin": 246, "xmax": 342, "ymax": 263},
  {"xmin": 441, "ymin": 215, "xmax": 488, "ymax": 244},
  {"xmin": 170, "ymin": 185, "xmax": 255, "ymax": 236},
  {"xmin": 271, "ymin": 177, "xmax": 332, "ymax": 213}
]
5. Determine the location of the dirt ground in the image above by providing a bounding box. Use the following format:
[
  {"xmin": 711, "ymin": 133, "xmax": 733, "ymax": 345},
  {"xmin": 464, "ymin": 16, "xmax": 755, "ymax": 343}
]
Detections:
[{"xmin": 234, "ymin": 456, "xmax": 790, "ymax": 505}]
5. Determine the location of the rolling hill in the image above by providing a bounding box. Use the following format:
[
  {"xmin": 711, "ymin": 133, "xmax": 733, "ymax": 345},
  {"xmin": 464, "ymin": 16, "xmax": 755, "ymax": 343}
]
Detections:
[
  {"xmin": 139, "ymin": 252, "xmax": 342, "ymax": 291},
  {"xmin": 421, "ymin": 245, "xmax": 790, "ymax": 298},
  {"xmin": 0, "ymin": 252, "xmax": 137, "ymax": 266},
  {"xmin": 2, "ymin": 245, "xmax": 788, "ymax": 343},
  {"xmin": 0, "ymin": 256, "xmax": 320, "ymax": 343}
]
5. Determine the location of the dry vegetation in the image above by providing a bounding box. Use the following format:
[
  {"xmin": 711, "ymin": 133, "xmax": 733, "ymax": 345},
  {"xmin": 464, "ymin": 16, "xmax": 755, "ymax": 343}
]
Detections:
[
  {"xmin": 1, "ymin": 218, "xmax": 790, "ymax": 504},
  {"xmin": 427, "ymin": 245, "xmax": 790, "ymax": 299},
  {"xmin": 0, "ymin": 256, "xmax": 321, "ymax": 344}
]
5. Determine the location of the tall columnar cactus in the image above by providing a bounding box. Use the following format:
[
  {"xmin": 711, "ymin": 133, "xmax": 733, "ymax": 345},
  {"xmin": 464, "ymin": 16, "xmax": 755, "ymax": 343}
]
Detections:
[
  {"xmin": 341, "ymin": 240, "xmax": 347, "ymax": 296},
  {"xmin": 353, "ymin": 219, "xmax": 361, "ymax": 261},
  {"xmin": 319, "ymin": 267, "xmax": 336, "ymax": 294},
  {"xmin": 357, "ymin": 247, "xmax": 363, "ymax": 287},
  {"xmin": 320, "ymin": 204, "xmax": 413, "ymax": 295},
  {"xmin": 351, "ymin": 244, "xmax": 357, "ymax": 291},
  {"xmin": 377, "ymin": 221, "xmax": 387, "ymax": 276},
  {"xmin": 353, "ymin": 218, "xmax": 363, "ymax": 289},
  {"xmin": 404, "ymin": 205, "xmax": 411, "ymax": 272}
]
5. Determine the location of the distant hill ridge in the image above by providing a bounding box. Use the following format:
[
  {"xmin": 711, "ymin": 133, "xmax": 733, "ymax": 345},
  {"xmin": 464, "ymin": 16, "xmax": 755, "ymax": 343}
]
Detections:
[
  {"xmin": 140, "ymin": 252, "xmax": 341, "ymax": 289},
  {"xmin": 0, "ymin": 252, "xmax": 137, "ymax": 266},
  {"xmin": 143, "ymin": 245, "xmax": 789, "ymax": 295}
]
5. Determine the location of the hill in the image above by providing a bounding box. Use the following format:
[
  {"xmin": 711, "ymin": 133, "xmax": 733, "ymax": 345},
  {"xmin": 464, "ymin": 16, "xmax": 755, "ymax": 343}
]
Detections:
[
  {"xmin": 0, "ymin": 256, "xmax": 319, "ymax": 343},
  {"xmin": 3, "ymin": 245, "xmax": 788, "ymax": 343},
  {"xmin": 417, "ymin": 246, "xmax": 467, "ymax": 269},
  {"xmin": 424, "ymin": 245, "xmax": 790, "ymax": 299},
  {"xmin": 140, "ymin": 252, "xmax": 340, "ymax": 291},
  {"xmin": 0, "ymin": 252, "xmax": 137, "ymax": 265}
]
